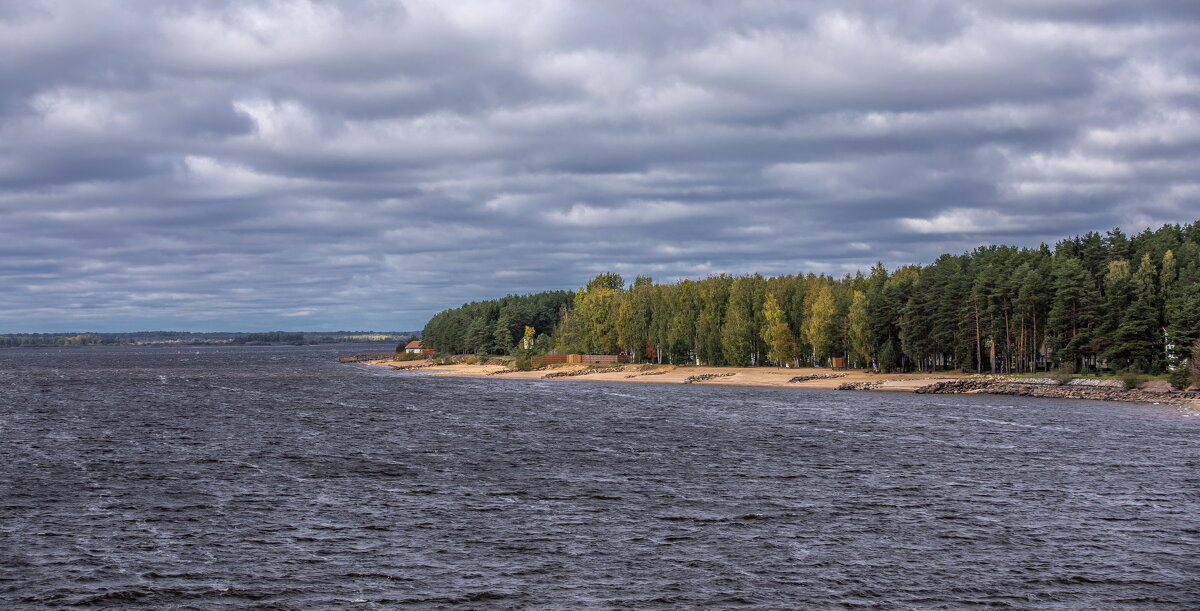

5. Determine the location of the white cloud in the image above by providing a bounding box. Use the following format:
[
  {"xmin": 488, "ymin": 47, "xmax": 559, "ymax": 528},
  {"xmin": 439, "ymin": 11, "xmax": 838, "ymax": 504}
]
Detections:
[
  {"xmin": 179, "ymin": 155, "xmax": 314, "ymax": 198},
  {"xmin": 544, "ymin": 201, "xmax": 695, "ymax": 227},
  {"xmin": 900, "ymin": 208, "xmax": 1027, "ymax": 234},
  {"xmin": 2, "ymin": 0, "xmax": 1199, "ymax": 331}
]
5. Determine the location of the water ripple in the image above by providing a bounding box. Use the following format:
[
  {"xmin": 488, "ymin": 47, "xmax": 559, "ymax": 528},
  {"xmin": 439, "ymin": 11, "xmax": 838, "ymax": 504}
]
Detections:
[{"xmin": 1, "ymin": 345, "xmax": 1197, "ymax": 608}]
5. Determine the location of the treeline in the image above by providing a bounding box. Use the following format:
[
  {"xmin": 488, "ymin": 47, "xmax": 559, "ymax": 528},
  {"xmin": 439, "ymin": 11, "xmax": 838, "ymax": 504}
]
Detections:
[
  {"xmin": 422, "ymin": 221, "xmax": 1200, "ymax": 375},
  {"xmin": 421, "ymin": 291, "xmax": 574, "ymax": 355},
  {"xmin": 230, "ymin": 331, "xmax": 306, "ymax": 345},
  {"xmin": 0, "ymin": 334, "xmax": 124, "ymax": 348}
]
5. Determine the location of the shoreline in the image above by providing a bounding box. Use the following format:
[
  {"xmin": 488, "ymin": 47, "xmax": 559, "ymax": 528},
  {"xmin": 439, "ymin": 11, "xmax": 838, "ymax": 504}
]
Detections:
[{"xmin": 361, "ymin": 359, "xmax": 1200, "ymax": 409}]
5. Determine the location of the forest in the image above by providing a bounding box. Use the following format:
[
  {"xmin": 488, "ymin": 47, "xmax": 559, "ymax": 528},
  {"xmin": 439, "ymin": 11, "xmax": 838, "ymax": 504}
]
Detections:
[{"xmin": 421, "ymin": 221, "xmax": 1200, "ymax": 377}]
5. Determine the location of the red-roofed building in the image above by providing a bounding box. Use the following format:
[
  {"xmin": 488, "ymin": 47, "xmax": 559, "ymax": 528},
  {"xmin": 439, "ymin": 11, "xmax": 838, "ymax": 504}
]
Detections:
[{"xmin": 404, "ymin": 340, "xmax": 424, "ymax": 354}]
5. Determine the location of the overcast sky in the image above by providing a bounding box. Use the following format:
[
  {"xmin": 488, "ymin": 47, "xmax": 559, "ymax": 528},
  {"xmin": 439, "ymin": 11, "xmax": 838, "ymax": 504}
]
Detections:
[{"xmin": 2, "ymin": 0, "xmax": 1198, "ymax": 332}]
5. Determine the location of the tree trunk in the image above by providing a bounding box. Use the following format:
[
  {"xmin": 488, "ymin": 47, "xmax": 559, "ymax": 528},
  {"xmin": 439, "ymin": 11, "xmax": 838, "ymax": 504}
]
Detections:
[
  {"xmin": 989, "ymin": 337, "xmax": 996, "ymax": 375},
  {"xmin": 1032, "ymin": 306, "xmax": 1038, "ymax": 372},
  {"xmin": 974, "ymin": 302, "xmax": 983, "ymax": 374}
]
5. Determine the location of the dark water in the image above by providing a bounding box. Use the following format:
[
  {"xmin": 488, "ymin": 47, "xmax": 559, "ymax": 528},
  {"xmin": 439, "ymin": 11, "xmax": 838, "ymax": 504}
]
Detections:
[{"xmin": 1, "ymin": 346, "xmax": 1197, "ymax": 609}]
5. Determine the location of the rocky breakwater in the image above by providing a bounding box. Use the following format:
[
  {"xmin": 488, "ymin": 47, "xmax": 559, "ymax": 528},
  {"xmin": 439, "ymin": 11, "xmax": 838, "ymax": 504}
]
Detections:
[
  {"xmin": 625, "ymin": 370, "xmax": 668, "ymax": 378},
  {"xmin": 380, "ymin": 362, "xmax": 433, "ymax": 371},
  {"xmin": 543, "ymin": 366, "xmax": 627, "ymax": 379},
  {"xmin": 487, "ymin": 366, "xmax": 547, "ymax": 376},
  {"xmin": 915, "ymin": 376, "xmax": 1200, "ymax": 405},
  {"xmin": 682, "ymin": 372, "xmax": 736, "ymax": 384},
  {"xmin": 788, "ymin": 373, "xmax": 847, "ymax": 383},
  {"xmin": 837, "ymin": 380, "xmax": 892, "ymax": 391}
]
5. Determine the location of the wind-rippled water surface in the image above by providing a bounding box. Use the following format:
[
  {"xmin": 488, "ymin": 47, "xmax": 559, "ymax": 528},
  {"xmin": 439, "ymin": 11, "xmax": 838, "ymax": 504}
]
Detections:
[{"xmin": 1, "ymin": 346, "xmax": 1197, "ymax": 609}]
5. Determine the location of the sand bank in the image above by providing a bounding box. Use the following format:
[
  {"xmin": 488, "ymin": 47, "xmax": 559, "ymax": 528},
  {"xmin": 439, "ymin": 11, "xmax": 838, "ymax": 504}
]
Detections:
[
  {"xmin": 367, "ymin": 360, "xmax": 977, "ymax": 391},
  {"xmin": 359, "ymin": 359, "xmax": 1198, "ymax": 408}
]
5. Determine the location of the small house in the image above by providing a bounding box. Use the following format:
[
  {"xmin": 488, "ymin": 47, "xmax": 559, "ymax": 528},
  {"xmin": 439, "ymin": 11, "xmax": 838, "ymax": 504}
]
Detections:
[{"xmin": 404, "ymin": 340, "xmax": 424, "ymax": 354}]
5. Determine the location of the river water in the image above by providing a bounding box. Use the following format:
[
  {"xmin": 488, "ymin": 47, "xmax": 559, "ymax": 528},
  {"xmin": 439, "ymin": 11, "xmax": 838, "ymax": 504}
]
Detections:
[{"xmin": 1, "ymin": 345, "xmax": 1197, "ymax": 608}]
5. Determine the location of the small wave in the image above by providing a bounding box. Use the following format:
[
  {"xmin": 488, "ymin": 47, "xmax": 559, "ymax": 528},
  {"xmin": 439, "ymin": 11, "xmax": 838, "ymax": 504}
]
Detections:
[{"xmin": 69, "ymin": 588, "xmax": 153, "ymax": 605}]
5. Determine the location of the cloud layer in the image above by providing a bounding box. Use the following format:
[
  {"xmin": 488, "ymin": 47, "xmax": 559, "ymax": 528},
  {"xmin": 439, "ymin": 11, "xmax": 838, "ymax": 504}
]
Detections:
[{"xmin": 2, "ymin": 0, "xmax": 1198, "ymax": 331}]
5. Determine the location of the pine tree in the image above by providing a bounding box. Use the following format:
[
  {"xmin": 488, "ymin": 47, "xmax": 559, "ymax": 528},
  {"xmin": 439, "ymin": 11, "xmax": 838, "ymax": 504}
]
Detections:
[
  {"xmin": 1161, "ymin": 250, "xmax": 1178, "ymax": 301},
  {"xmin": 1099, "ymin": 258, "xmax": 1134, "ymax": 363},
  {"xmin": 465, "ymin": 317, "xmax": 491, "ymax": 354},
  {"xmin": 1047, "ymin": 256, "xmax": 1100, "ymax": 371},
  {"xmin": 493, "ymin": 307, "xmax": 516, "ymax": 354},
  {"xmin": 1166, "ymin": 282, "xmax": 1200, "ymax": 363},
  {"xmin": 1108, "ymin": 254, "xmax": 1161, "ymax": 370}
]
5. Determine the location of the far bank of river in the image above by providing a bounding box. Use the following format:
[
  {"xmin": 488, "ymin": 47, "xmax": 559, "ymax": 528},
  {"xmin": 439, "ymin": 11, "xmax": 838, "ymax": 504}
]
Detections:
[{"xmin": 362, "ymin": 359, "xmax": 1200, "ymax": 409}]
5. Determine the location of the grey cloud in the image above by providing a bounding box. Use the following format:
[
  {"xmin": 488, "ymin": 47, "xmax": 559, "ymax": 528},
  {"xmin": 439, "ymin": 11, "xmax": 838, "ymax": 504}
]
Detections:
[{"xmin": 1, "ymin": 0, "xmax": 1198, "ymax": 331}]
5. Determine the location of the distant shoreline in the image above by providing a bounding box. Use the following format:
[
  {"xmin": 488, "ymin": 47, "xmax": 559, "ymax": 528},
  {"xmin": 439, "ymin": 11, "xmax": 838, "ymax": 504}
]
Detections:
[
  {"xmin": 360, "ymin": 359, "xmax": 1200, "ymax": 409},
  {"xmin": 0, "ymin": 331, "xmax": 416, "ymax": 350},
  {"xmin": 0, "ymin": 341, "xmax": 402, "ymax": 350}
]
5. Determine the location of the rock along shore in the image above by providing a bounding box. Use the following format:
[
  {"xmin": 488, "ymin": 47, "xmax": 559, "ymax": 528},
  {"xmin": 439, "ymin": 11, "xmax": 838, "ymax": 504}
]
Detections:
[{"xmin": 912, "ymin": 377, "xmax": 1200, "ymax": 405}]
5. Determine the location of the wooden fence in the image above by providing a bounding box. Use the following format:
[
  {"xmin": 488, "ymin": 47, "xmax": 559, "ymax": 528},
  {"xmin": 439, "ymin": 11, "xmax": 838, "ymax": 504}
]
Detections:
[{"xmin": 577, "ymin": 354, "xmax": 620, "ymax": 363}]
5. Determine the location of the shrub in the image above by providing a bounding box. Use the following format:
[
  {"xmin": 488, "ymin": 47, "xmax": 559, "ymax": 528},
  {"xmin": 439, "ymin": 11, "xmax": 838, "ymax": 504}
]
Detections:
[
  {"xmin": 1050, "ymin": 363, "xmax": 1075, "ymax": 385},
  {"xmin": 514, "ymin": 353, "xmax": 534, "ymax": 371},
  {"xmin": 1121, "ymin": 371, "xmax": 1144, "ymax": 390},
  {"xmin": 1167, "ymin": 367, "xmax": 1191, "ymax": 391},
  {"xmin": 877, "ymin": 342, "xmax": 898, "ymax": 373}
]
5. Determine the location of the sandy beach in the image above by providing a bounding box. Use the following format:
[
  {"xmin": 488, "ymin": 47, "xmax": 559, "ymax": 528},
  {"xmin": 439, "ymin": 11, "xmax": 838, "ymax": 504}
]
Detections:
[
  {"xmin": 360, "ymin": 359, "xmax": 1198, "ymax": 408},
  {"xmin": 365, "ymin": 359, "xmax": 975, "ymax": 391}
]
